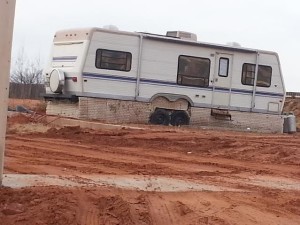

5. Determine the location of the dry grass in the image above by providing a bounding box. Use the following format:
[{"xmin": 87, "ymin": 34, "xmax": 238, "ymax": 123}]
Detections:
[
  {"xmin": 8, "ymin": 99, "xmax": 46, "ymax": 113},
  {"xmin": 8, "ymin": 123, "xmax": 49, "ymax": 134}
]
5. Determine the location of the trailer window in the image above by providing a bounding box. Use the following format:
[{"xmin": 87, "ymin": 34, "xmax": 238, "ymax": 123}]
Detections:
[
  {"xmin": 96, "ymin": 49, "xmax": 132, "ymax": 72},
  {"xmin": 218, "ymin": 58, "xmax": 229, "ymax": 77},
  {"xmin": 177, "ymin": 55, "xmax": 210, "ymax": 88},
  {"xmin": 241, "ymin": 63, "xmax": 272, "ymax": 87}
]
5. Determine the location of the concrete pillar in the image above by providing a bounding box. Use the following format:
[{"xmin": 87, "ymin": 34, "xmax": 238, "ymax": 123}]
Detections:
[{"xmin": 0, "ymin": 0, "xmax": 16, "ymax": 185}]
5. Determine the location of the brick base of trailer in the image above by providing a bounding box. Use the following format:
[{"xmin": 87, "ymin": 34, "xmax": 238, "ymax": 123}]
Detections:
[
  {"xmin": 46, "ymin": 97, "xmax": 284, "ymax": 133},
  {"xmin": 190, "ymin": 108, "xmax": 283, "ymax": 133}
]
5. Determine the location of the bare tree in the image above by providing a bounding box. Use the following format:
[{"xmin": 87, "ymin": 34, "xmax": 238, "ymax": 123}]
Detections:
[{"xmin": 10, "ymin": 48, "xmax": 43, "ymax": 84}]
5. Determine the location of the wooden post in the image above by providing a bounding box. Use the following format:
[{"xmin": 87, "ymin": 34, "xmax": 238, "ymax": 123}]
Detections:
[{"xmin": 0, "ymin": 0, "xmax": 16, "ymax": 185}]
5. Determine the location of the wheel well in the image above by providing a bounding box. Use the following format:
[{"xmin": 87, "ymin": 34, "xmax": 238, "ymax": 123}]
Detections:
[
  {"xmin": 150, "ymin": 94, "xmax": 194, "ymax": 107},
  {"xmin": 150, "ymin": 94, "xmax": 193, "ymax": 112}
]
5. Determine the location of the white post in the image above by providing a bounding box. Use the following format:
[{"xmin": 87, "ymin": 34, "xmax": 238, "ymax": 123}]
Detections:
[{"xmin": 0, "ymin": 0, "xmax": 16, "ymax": 186}]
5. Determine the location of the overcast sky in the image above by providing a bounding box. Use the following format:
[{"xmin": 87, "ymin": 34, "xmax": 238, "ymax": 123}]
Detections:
[{"xmin": 12, "ymin": 0, "xmax": 300, "ymax": 91}]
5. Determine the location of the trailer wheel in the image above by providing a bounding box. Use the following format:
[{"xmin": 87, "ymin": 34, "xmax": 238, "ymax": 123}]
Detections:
[
  {"xmin": 170, "ymin": 111, "xmax": 190, "ymax": 126},
  {"xmin": 149, "ymin": 109, "xmax": 170, "ymax": 125}
]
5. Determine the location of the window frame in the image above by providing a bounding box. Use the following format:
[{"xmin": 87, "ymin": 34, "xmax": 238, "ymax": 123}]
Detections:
[
  {"xmin": 95, "ymin": 49, "xmax": 132, "ymax": 72},
  {"xmin": 177, "ymin": 55, "xmax": 211, "ymax": 88},
  {"xmin": 241, "ymin": 63, "xmax": 272, "ymax": 88},
  {"xmin": 218, "ymin": 57, "xmax": 229, "ymax": 77},
  {"xmin": 241, "ymin": 63, "xmax": 256, "ymax": 86}
]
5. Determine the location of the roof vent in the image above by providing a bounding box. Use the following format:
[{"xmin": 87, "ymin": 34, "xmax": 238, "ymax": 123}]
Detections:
[
  {"xmin": 226, "ymin": 42, "xmax": 242, "ymax": 47},
  {"xmin": 103, "ymin": 25, "xmax": 119, "ymax": 31},
  {"xmin": 166, "ymin": 31, "xmax": 197, "ymax": 41}
]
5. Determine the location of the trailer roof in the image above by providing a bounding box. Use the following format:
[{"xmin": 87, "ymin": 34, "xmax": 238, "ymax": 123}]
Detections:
[
  {"xmin": 140, "ymin": 32, "xmax": 258, "ymax": 54},
  {"xmin": 54, "ymin": 27, "xmax": 277, "ymax": 55}
]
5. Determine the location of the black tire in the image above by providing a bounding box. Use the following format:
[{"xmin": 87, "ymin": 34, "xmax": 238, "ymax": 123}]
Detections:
[
  {"xmin": 149, "ymin": 109, "xmax": 170, "ymax": 125},
  {"xmin": 170, "ymin": 111, "xmax": 190, "ymax": 126}
]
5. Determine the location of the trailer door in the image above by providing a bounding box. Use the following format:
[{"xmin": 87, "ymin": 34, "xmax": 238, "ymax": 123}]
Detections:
[{"xmin": 212, "ymin": 53, "xmax": 233, "ymax": 108}]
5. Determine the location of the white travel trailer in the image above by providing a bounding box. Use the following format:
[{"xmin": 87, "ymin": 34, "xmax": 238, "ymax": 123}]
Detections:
[{"xmin": 43, "ymin": 27, "xmax": 286, "ymax": 132}]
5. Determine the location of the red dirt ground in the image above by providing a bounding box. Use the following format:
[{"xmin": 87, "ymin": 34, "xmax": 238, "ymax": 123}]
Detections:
[{"xmin": 1, "ymin": 111, "xmax": 300, "ymax": 225}]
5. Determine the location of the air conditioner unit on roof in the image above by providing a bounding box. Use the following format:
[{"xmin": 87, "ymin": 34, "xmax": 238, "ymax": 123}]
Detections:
[{"xmin": 166, "ymin": 31, "xmax": 197, "ymax": 41}]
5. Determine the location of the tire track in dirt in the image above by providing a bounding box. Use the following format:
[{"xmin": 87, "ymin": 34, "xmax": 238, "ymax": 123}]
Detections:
[
  {"xmin": 6, "ymin": 134, "xmax": 300, "ymax": 184},
  {"xmin": 76, "ymin": 192, "xmax": 100, "ymax": 225},
  {"xmin": 5, "ymin": 137, "xmax": 263, "ymax": 178},
  {"xmin": 9, "ymin": 135, "xmax": 296, "ymax": 170}
]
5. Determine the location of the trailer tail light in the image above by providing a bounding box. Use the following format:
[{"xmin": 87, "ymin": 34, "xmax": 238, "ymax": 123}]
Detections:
[{"xmin": 72, "ymin": 77, "xmax": 78, "ymax": 82}]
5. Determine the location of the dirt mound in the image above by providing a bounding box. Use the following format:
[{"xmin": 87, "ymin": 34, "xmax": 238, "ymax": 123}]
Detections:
[
  {"xmin": 0, "ymin": 187, "xmax": 153, "ymax": 225},
  {"xmin": 1, "ymin": 186, "xmax": 299, "ymax": 225},
  {"xmin": 0, "ymin": 187, "xmax": 77, "ymax": 225},
  {"xmin": 46, "ymin": 126, "xmax": 85, "ymax": 137},
  {"xmin": 7, "ymin": 113, "xmax": 48, "ymax": 134},
  {"xmin": 7, "ymin": 114, "xmax": 32, "ymax": 125},
  {"xmin": 283, "ymin": 97, "xmax": 300, "ymax": 129},
  {"xmin": 96, "ymin": 196, "xmax": 135, "ymax": 225},
  {"xmin": 31, "ymin": 128, "xmax": 300, "ymax": 166}
]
